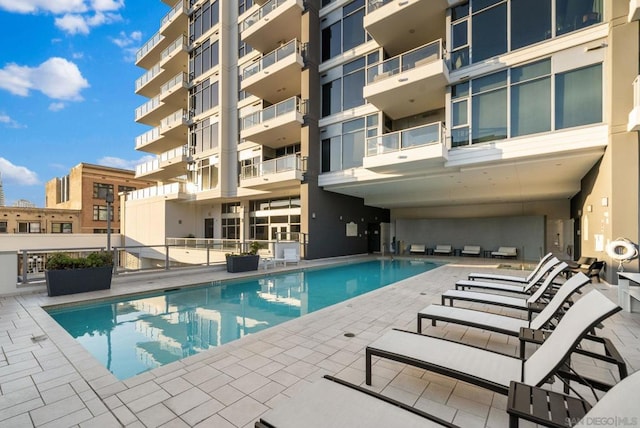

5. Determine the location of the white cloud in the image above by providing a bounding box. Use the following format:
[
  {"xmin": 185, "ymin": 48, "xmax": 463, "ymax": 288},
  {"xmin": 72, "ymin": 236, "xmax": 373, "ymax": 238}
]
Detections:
[
  {"xmin": 49, "ymin": 102, "xmax": 66, "ymax": 111},
  {"xmin": 90, "ymin": 0, "xmax": 124, "ymax": 12},
  {"xmin": 111, "ymin": 31, "xmax": 143, "ymax": 62},
  {"xmin": 97, "ymin": 155, "xmax": 156, "ymax": 171},
  {"xmin": 0, "ymin": 113, "xmax": 24, "ymax": 128},
  {"xmin": 0, "ymin": 0, "xmax": 87, "ymax": 14},
  {"xmin": 0, "ymin": 57, "xmax": 89, "ymax": 101},
  {"xmin": 0, "ymin": 158, "xmax": 39, "ymax": 185}
]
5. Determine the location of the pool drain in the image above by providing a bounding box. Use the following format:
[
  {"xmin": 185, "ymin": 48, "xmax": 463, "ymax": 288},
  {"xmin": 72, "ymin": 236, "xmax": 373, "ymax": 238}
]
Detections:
[{"xmin": 344, "ymin": 332, "xmax": 355, "ymax": 338}]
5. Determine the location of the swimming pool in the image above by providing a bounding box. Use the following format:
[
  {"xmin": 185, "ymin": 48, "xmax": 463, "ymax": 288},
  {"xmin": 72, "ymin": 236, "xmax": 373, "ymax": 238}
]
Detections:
[{"xmin": 47, "ymin": 259, "xmax": 439, "ymax": 379}]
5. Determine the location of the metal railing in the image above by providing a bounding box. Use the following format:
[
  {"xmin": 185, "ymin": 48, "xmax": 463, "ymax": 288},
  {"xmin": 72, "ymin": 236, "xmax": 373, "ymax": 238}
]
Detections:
[
  {"xmin": 161, "ymin": 109, "xmax": 189, "ymax": 129},
  {"xmin": 366, "ymin": 39, "xmax": 444, "ymax": 84},
  {"xmin": 135, "ymin": 95, "xmax": 160, "ymax": 121},
  {"xmin": 136, "ymin": 31, "xmax": 164, "ymax": 63},
  {"xmin": 18, "ymin": 247, "xmax": 106, "ymax": 284},
  {"xmin": 160, "ymin": 72, "xmax": 188, "ymax": 97},
  {"xmin": 126, "ymin": 182, "xmax": 186, "ymax": 200},
  {"xmin": 367, "ymin": 0, "xmax": 391, "ymax": 12},
  {"xmin": 241, "ymin": 0, "xmax": 287, "ymax": 31},
  {"xmin": 161, "ymin": 34, "xmax": 188, "ymax": 62},
  {"xmin": 242, "ymin": 39, "xmax": 303, "ymax": 80},
  {"xmin": 240, "ymin": 154, "xmax": 302, "ymax": 180},
  {"xmin": 160, "ymin": 0, "xmax": 184, "ymax": 28},
  {"xmin": 136, "ymin": 126, "xmax": 161, "ymax": 148},
  {"xmin": 366, "ymin": 122, "xmax": 447, "ymax": 156},
  {"xmin": 135, "ymin": 63, "xmax": 162, "ymax": 92},
  {"xmin": 240, "ymin": 96, "xmax": 306, "ymax": 130}
]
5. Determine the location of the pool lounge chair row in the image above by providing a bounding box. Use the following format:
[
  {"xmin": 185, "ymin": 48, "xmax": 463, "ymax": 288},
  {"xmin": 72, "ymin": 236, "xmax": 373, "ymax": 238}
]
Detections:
[
  {"xmin": 257, "ymin": 259, "xmax": 633, "ymax": 427},
  {"xmin": 408, "ymin": 244, "xmax": 515, "ymax": 257}
]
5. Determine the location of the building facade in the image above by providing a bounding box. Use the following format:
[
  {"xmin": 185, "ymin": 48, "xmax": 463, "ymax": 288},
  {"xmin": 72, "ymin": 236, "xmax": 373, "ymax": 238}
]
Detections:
[
  {"xmin": 46, "ymin": 163, "xmax": 155, "ymax": 234},
  {"xmin": 127, "ymin": 0, "xmax": 639, "ymax": 281},
  {"xmin": 0, "ymin": 206, "xmax": 81, "ymax": 235}
]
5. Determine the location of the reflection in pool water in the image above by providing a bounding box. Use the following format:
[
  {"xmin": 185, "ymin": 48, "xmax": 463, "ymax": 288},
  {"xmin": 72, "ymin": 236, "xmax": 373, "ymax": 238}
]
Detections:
[{"xmin": 48, "ymin": 259, "xmax": 439, "ymax": 379}]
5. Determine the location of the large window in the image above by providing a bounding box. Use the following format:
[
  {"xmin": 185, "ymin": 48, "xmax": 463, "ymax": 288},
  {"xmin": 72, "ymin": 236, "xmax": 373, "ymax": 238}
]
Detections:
[
  {"xmin": 321, "ymin": 0, "xmax": 367, "ymax": 62},
  {"xmin": 451, "ymin": 59, "xmax": 602, "ymax": 146},
  {"xmin": 190, "ymin": 118, "xmax": 219, "ymax": 155},
  {"xmin": 18, "ymin": 222, "xmax": 41, "ymax": 233},
  {"xmin": 321, "ymin": 53, "xmax": 377, "ymax": 117},
  {"xmin": 190, "ymin": 39, "xmax": 220, "ymax": 79},
  {"xmin": 450, "ymin": 0, "xmax": 602, "ymax": 69},
  {"xmin": 51, "ymin": 223, "xmax": 72, "ymax": 233},
  {"xmin": 93, "ymin": 205, "xmax": 113, "ymax": 221},
  {"xmin": 321, "ymin": 115, "xmax": 377, "ymax": 172},
  {"xmin": 190, "ymin": 78, "xmax": 219, "ymax": 117},
  {"xmin": 93, "ymin": 183, "xmax": 113, "ymax": 199},
  {"xmin": 0, "ymin": 221, "xmax": 7, "ymax": 233},
  {"xmin": 196, "ymin": 158, "xmax": 218, "ymax": 191},
  {"xmin": 190, "ymin": 0, "xmax": 219, "ymax": 42}
]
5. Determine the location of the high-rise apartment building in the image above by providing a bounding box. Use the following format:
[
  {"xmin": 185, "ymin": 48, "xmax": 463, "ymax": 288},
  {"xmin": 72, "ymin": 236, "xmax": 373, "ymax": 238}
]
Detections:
[{"xmin": 127, "ymin": 0, "xmax": 639, "ymax": 281}]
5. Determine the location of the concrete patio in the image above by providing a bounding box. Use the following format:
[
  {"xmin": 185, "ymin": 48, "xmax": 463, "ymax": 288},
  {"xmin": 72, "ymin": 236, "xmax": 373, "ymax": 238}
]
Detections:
[{"xmin": 1, "ymin": 256, "xmax": 638, "ymax": 427}]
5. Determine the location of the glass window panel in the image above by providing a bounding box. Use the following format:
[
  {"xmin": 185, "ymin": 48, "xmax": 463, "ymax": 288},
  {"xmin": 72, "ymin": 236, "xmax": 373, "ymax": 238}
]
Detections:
[
  {"xmin": 342, "ymin": 129, "xmax": 364, "ymax": 169},
  {"xmin": 556, "ymin": 0, "xmax": 602, "ymax": 36},
  {"xmin": 511, "ymin": 77, "xmax": 551, "ymax": 137},
  {"xmin": 472, "ymin": 70, "xmax": 507, "ymax": 94},
  {"xmin": 321, "ymin": 22, "xmax": 341, "ymax": 61},
  {"xmin": 511, "ymin": 0, "xmax": 551, "ymax": 50},
  {"xmin": 451, "ymin": 48, "xmax": 469, "ymax": 70},
  {"xmin": 343, "ymin": 57, "xmax": 365, "ymax": 74},
  {"xmin": 471, "ymin": 87, "xmax": 507, "ymax": 143},
  {"xmin": 343, "ymin": 0, "xmax": 364, "ymax": 16},
  {"xmin": 451, "ymin": 3, "xmax": 469, "ymax": 20},
  {"xmin": 343, "ymin": 9, "xmax": 365, "ymax": 51},
  {"xmin": 471, "ymin": 3, "xmax": 507, "ymax": 63},
  {"xmin": 322, "ymin": 80, "xmax": 342, "ymax": 117},
  {"xmin": 472, "ymin": 0, "xmax": 503, "ymax": 12},
  {"xmin": 453, "ymin": 100, "xmax": 468, "ymax": 126},
  {"xmin": 366, "ymin": 114, "xmax": 378, "ymax": 127},
  {"xmin": 451, "ymin": 128, "xmax": 469, "ymax": 147},
  {"xmin": 555, "ymin": 64, "xmax": 602, "ymax": 129},
  {"xmin": 452, "ymin": 82, "xmax": 469, "ymax": 99},
  {"xmin": 321, "ymin": 137, "xmax": 341, "ymax": 172},
  {"xmin": 452, "ymin": 22, "xmax": 467, "ymax": 49},
  {"xmin": 512, "ymin": 59, "xmax": 551, "ymax": 83}
]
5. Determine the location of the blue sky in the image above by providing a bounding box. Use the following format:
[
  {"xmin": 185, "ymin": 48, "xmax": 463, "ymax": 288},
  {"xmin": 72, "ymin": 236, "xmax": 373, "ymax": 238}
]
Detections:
[{"xmin": 0, "ymin": 0, "xmax": 167, "ymax": 207}]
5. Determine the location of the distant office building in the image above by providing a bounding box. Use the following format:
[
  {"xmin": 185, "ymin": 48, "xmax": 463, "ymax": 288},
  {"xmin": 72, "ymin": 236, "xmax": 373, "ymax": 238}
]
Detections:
[
  {"xmin": 0, "ymin": 206, "xmax": 81, "ymax": 234},
  {"xmin": 45, "ymin": 163, "xmax": 155, "ymax": 234},
  {"xmin": 13, "ymin": 199, "xmax": 36, "ymax": 208},
  {"xmin": 0, "ymin": 172, "xmax": 5, "ymax": 207}
]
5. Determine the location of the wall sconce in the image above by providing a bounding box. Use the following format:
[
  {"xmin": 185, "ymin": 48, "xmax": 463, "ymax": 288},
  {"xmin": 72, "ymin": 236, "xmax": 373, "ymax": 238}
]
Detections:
[
  {"xmin": 601, "ymin": 197, "xmax": 608, "ymax": 207},
  {"xmin": 587, "ymin": 205, "xmax": 593, "ymax": 212},
  {"xmin": 312, "ymin": 212, "xmax": 316, "ymax": 219}
]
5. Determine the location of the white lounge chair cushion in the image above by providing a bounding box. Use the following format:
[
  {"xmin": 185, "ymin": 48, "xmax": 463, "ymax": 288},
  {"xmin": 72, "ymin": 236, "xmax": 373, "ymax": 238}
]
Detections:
[
  {"xmin": 469, "ymin": 253, "xmax": 554, "ymax": 283},
  {"xmin": 259, "ymin": 377, "xmax": 445, "ymax": 428},
  {"xmin": 583, "ymin": 371, "xmax": 640, "ymax": 421},
  {"xmin": 420, "ymin": 304, "xmax": 528, "ymax": 334},
  {"xmin": 434, "ymin": 245, "xmax": 452, "ymax": 253},
  {"xmin": 457, "ymin": 259, "xmax": 561, "ymax": 294},
  {"xmin": 369, "ymin": 330, "xmax": 522, "ymax": 389},
  {"xmin": 455, "ymin": 280, "xmax": 527, "ymax": 293},
  {"xmin": 442, "ymin": 289, "xmax": 528, "ymax": 308}
]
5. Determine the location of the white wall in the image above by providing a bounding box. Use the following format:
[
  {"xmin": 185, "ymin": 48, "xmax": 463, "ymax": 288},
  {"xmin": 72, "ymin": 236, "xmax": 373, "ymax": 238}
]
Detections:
[{"xmin": 0, "ymin": 234, "xmax": 122, "ymax": 252}]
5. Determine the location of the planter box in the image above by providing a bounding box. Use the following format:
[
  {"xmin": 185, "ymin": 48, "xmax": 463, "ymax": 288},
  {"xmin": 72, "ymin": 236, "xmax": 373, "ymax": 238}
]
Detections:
[
  {"xmin": 226, "ymin": 255, "xmax": 259, "ymax": 273},
  {"xmin": 45, "ymin": 266, "xmax": 113, "ymax": 297}
]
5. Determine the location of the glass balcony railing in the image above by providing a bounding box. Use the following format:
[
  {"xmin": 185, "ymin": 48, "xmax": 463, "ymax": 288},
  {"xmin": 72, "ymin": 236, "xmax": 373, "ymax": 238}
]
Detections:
[
  {"xmin": 240, "ymin": 154, "xmax": 301, "ymax": 180},
  {"xmin": 242, "ymin": 39, "xmax": 302, "ymax": 80},
  {"xmin": 241, "ymin": 0, "xmax": 287, "ymax": 31},
  {"xmin": 127, "ymin": 183, "xmax": 186, "ymax": 200},
  {"xmin": 135, "ymin": 64, "xmax": 161, "ymax": 92},
  {"xmin": 160, "ymin": 72, "xmax": 188, "ymax": 95},
  {"xmin": 161, "ymin": 109, "xmax": 189, "ymax": 128},
  {"xmin": 136, "ymin": 31, "xmax": 164, "ymax": 63},
  {"xmin": 136, "ymin": 159, "xmax": 160, "ymax": 176},
  {"xmin": 240, "ymin": 96, "xmax": 306, "ymax": 130},
  {"xmin": 160, "ymin": 0, "xmax": 184, "ymax": 27},
  {"xmin": 366, "ymin": 122, "xmax": 446, "ymax": 156},
  {"xmin": 135, "ymin": 95, "xmax": 160, "ymax": 120},
  {"xmin": 366, "ymin": 39, "xmax": 444, "ymax": 84},
  {"xmin": 367, "ymin": 0, "xmax": 391, "ymax": 12},
  {"xmin": 160, "ymin": 145, "xmax": 188, "ymax": 162},
  {"xmin": 161, "ymin": 35, "xmax": 188, "ymax": 62},
  {"xmin": 136, "ymin": 127, "xmax": 161, "ymax": 148}
]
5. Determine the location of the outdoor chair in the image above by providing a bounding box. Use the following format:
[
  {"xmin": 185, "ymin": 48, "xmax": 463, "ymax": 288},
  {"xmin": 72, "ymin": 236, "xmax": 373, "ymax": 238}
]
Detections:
[
  {"xmin": 282, "ymin": 248, "xmax": 300, "ymax": 266},
  {"xmin": 254, "ymin": 375, "xmax": 458, "ymax": 428},
  {"xmin": 583, "ymin": 260, "xmax": 605, "ymax": 282},
  {"xmin": 433, "ymin": 244, "xmax": 453, "ymax": 255},
  {"xmin": 468, "ymin": 252, "xmax": 554, "ymax": 283},
  {"xmin": 409, "ymin": 244, "xmax": 426, "ymax": 254},
  {"xmin": 491, "ymin": 246, "xmax": 518, "ymax": 258},
  {"xmin": 366, "ymin": 290, "xmax": 621, "ymax": 395},
  {"xmin": 441, "ymin": 262, "xmax": 568, "ymax": 312},
  {"xmin": 461, "ymin": 245, "xmax": 481, "ymax": 256},
  {"xmin": 455, "ymin": 257, "xmax": 561, "ymax": 295}
]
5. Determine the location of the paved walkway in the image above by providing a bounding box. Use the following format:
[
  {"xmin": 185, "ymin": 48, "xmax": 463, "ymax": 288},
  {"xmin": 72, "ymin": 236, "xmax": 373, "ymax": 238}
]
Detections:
[{"xmin": 1, "ymin": 256, "xmax": 638, "ymax": 427}]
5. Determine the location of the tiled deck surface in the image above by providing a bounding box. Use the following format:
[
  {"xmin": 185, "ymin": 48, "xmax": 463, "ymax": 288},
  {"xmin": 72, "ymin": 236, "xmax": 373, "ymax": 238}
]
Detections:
[{"xmin": 1, "ymin": 256, "xmax": 638, "ymax": 427}]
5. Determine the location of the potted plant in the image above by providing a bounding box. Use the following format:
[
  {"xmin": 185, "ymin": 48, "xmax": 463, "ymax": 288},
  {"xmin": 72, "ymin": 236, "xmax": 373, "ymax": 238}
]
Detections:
[
  {"xmin": 225, "ymin": 242, "xmax": 261, "ymax": 273},
  {"xmin": 45, "ymin": 251, "xmax": 114, "ymax": 296}
]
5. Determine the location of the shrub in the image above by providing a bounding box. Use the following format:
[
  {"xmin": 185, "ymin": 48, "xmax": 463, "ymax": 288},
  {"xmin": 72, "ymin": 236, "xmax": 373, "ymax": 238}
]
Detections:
[{"xmin": 46, "ymin": 251, "xmax": 113, "ymax": 270}]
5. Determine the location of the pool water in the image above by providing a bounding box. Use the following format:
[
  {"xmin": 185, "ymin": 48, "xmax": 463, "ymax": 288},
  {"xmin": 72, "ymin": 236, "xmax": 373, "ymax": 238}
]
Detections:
[{"xmin": 47, "ymin": 259, "xmax": 439, "ymax": 379}]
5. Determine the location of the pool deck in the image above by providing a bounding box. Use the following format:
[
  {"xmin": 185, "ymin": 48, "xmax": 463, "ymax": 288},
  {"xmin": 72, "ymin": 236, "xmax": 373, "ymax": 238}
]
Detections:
[{"xmin": 1, "ymin": 255, "xmax": 638, "ymax": 427}]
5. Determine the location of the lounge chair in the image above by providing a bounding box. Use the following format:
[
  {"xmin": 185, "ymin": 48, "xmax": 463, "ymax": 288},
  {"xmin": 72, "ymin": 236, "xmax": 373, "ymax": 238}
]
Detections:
[
  {"xmin": 255, "ymin": 375, "xmax": 458, "ymax": 428},
  {"xmin": 366, "ymin": 290, "xmax": 621, "ymax": 394},
  {"xmin": 433, "ymin": 244, "xmax": 453, "ymax": 255},
  {"xmin": 461, "ymin": 245, "xmax": 481, "ymax": 256},
  {"xmin": 455, "ymin": 257, "xmax": 561, "ymax": 294},
  {"xmin": 258, "ymin": 249, "xmax": 276, "ymax": 270},
  {"xmin": 468, "ymin": 252, "xmax": 554, "ymax": 283},
  {"xmin": 441, "ymin": 262, "xmax": 568, "ymax": 312},
  {"xmin": 418, "ymin": 272, "xmax": 590, "ymax": 337},
  {"xmin": 282, "ymin": 248, "xmax": 300, "ymax": 266},
  {"xmin": 583, "ymin": 260, "xmax": 605, "ymax": 282},
  {"xmin": 409, "ymin": 244, "xmax": 426, "ymax": 254},
  {"xmin": 507, "ymin": 370, "xmax": 640, "ymax": 428},
  {"xmin": 491, "ymin": 246, "xmax": 518, "ymax": 258}
]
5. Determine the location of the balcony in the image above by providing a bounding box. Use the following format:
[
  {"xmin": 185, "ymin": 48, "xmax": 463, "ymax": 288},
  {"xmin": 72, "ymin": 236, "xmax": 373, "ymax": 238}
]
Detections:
[
  {"xmin": 363, "ymin": 122, "xmax": 447, "ymax": 173},
  {"xmin": 241, "ymin": 39, "xmax": 305, "ymax": 103},
  {"xmin": 160, "ymin": 35, "xmax": 188, "ymax": 75},
  {"xmin": 135, "ymin": 146, "xmax": 188, "ymax": 181},
  {"xmin": 160, "ymin": 0, "xmax": 187, "ymax": 39},
  {"xmin": 241, "ymin": 0, "xmax": 304, "ymax": 53},
  {"xmin": 628, "ymin": 76, "xmax": 640, "ymax": 131},
  {"xmin": 364, "ymin": 39, "xmax": 449, "ymax": 119},
  {"xmin": 136, "ymin": 31, "xmax": 168, "ymax": 69},
  {"xmin": 159, "ymin": 72, "xmax": 188, "ymax": 107},
  {"xmin": 630, "ymin": 0, "xmax": 640, "ymax": 21},
  {"xmin": 126, "ymin": 182, "xmax": 188, "ymax": 201},
  {"xmin": 136, "ymin": 95, "xmax": 180, "ymax": 126},
  {"xmin": 136, "ymin": 110, "xmax": 189, "ymax": 154},
  {"xmin": 240, "ymin": 97, "xmax": 306, "ymax": 147},
  {"xmin": 135, "ymin": 63, "xmax": 164, "ymax": 97},
  {"xmin": 239, "ymin": 154, "xmax": 304, "ymax": 190},
  {"xmin": 364, "ymin": 0, "xmax": 454, "ymax": 56}
]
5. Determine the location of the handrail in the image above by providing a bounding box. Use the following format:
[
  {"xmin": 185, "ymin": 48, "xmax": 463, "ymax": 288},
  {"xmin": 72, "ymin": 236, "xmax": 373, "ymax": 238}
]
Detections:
[
  {"xmin": 240, "ymin": 96, "xmax": 306, "ymax": 130},
  {"xmin": 135, "ymin": 95, "xmax": 160, "ymax": 120},
  {"xmin": 161, "ymin": 0, "xmax": 184, "ymax": 28},
  {"xmin": 366, "ymin": 39, "xmax": 444, "ymax": 84},
  {"xmin": 161, "ymin": 109, "xmax": 189, "ymax": 128},
  {"xmin": 136, "ymin": 31, "xmax": 164, "ymax": 63},
  {"xmin": 135, "ymin": 63, "xmax": 162, "ymax": 91},
  {"xmin": 161, "ymin": 34, "xmax": 188, "ymax": 62},
  {"xmin": 136, "ymin": 127, "xmax": 161, "ymax": 148},
  {"xmin": 240, "ymin": 154, "xmax": 301, "ymax": 179},
  {"xmin": 241, "ymin": 0, "xmax": 287, "ymax": 31},
  {"xmin": 366, "ymin": 122, "xmax": 446, "ymax": 156},
  {"xmin": 242, "ymin": 39, "xmax": 302, "ymax": 80},
  {"xmin": 160, "ymin": 72, "xmax": 188, "ymax": 96},
  {"xmin": 126, "ymin": 182, "xmax": 186, "ymax": 200},
  {"xmin": 367, "ymin": 0, "xmax": 391, "ymax": 12}
]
